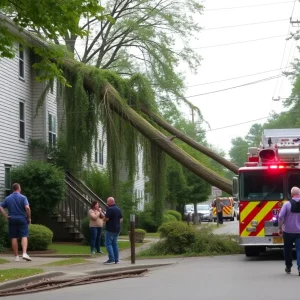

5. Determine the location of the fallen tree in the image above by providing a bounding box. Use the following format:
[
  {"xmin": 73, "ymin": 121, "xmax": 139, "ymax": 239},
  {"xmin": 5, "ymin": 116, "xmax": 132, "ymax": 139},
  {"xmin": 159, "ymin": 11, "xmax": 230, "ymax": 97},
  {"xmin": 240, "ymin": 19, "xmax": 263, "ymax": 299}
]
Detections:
[{"xmin": 140, "ymin": 107, "xmax": 238, "ymax": 174}]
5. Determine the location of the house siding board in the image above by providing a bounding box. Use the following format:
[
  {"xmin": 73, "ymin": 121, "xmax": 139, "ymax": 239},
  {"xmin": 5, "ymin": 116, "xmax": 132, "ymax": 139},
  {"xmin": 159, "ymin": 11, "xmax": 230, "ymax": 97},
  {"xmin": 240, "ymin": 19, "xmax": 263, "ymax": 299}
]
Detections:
[{"xmin": 0, "ymin": 44, "xmax": 33, "ymax": 199}]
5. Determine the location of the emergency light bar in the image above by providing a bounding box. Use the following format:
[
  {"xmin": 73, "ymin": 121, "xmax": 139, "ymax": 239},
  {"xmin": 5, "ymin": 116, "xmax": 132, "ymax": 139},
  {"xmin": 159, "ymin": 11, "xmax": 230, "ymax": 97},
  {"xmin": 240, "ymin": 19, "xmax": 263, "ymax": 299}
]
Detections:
[{"xmin": 269, "ymin": 165, "xmax": 285, "ymax": 169}]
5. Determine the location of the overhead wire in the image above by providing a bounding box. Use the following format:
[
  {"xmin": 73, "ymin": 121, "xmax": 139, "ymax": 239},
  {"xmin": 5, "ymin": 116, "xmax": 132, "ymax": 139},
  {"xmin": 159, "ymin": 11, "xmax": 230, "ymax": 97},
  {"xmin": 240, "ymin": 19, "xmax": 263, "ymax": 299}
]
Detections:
[
  {"xmin": 181, "ymin": 75, "xmax": 284, "ymax": 99},
  {"xmin": 186, "ymin": 66, "xmax": 291, "ymax": 88},
  {"xmin": 271, "ymin": 0, "xmax": 296, "ymax": 110},
  {"xmin": 198, "ymin": 19, "xmax": 288, "ymax": 31},
  {"xmin": 204, "ymin": 1, "xmax": 295, "ymax": 11}
]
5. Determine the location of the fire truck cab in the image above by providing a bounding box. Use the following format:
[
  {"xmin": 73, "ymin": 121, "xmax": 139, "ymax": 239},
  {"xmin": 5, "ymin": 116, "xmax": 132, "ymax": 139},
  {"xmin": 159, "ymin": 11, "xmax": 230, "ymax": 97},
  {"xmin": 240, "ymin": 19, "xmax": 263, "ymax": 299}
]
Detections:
[{"xmin": 233, "ymin": 129, "xmax": 300, "ymax": 257}]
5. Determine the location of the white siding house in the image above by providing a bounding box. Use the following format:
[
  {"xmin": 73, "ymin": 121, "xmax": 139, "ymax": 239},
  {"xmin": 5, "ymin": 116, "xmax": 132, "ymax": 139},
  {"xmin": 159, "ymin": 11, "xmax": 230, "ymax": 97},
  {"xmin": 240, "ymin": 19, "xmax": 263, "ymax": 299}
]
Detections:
[
  {"xmin": 0, "ymin": 43, "xmax": 145, "ymax": 208},
  {"xmin": 0, "ymin": 43, "xmax": 34, "ymax": 199}
]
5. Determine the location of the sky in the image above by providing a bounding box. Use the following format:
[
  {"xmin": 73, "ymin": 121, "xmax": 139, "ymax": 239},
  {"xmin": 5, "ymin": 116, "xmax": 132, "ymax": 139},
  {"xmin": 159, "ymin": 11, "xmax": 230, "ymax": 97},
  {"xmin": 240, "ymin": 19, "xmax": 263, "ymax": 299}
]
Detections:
[{"xmin": 178, "ymin": 0, "xmax": 300, "ymax": 157}]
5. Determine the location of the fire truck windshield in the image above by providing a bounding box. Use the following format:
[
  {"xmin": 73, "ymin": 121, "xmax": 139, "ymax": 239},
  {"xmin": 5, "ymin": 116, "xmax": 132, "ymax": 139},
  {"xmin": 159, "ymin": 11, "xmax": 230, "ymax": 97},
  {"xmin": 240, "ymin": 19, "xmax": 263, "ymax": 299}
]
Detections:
[{"xmin": 240, "ymin": 171, "xmax": 284, "ymax": 201}]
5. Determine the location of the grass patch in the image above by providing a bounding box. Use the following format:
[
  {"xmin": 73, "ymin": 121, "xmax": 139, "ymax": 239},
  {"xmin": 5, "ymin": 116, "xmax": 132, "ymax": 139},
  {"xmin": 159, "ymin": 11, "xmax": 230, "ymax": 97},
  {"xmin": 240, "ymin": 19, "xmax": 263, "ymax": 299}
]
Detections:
[
  {"xmin": 49, "ymin": 241, "xmax": 131, "ymax": 255},
  {"xmin": 0, "ymin": 259, "xmax": 9, "ymax": 264},
  {"xmin": 0, "ymin": 269, "xmax": 43, "ymax": 282},
  {"xmin": 145, "ymin": 232, "xmax": 160, "ymax": 238},
  {"xmin": 43, "ymin": 258, "xmax": 89, "ymax": 267}
]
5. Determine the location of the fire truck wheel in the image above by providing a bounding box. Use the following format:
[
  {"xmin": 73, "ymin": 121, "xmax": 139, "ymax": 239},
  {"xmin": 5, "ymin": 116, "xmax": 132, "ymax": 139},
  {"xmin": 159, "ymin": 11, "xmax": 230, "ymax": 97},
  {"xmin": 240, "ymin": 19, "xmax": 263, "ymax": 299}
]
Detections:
[{"xmin": 244, "ymin": 246, "xmax": 260, "ymax": 257}]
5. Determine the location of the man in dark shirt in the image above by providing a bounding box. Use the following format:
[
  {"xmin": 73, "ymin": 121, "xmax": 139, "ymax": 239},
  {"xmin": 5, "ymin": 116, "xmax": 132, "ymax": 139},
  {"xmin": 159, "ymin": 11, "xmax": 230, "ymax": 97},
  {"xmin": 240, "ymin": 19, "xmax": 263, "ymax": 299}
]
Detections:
[
  {"xmin": 0, "ymin": 183, "xmax": 32, "ymax": 262},
  {"xmin": 103, "ymin": 197, "xmax": 123, "ymax": 264}
]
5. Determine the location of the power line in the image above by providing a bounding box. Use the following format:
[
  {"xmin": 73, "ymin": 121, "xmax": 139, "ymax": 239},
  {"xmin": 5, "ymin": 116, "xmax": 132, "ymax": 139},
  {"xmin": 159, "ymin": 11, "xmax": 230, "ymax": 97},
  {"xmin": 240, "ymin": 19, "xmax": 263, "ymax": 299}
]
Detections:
[
  {"xmin": 202, "ymin": 18, "xmax": 288, "ymax": 31},
  {"xmin": 201, "ymin": 117, "xmax": 270, "ymax": 133},
  {"xmin": 191, "ymin": 35, "xmax": 288, "ymax": 50},
  {"xmin": 183, "ymin": 75, "xmax": 284, "ymax": 99},
  {"xmin": 204, "ymin": 1, "xmax": 295, "ymax": 11},
  {"xmin": 66, "ymin": 34, "xmax": 289, "ymax": 50},
  {"xmin": 271, "ymin": 0, "xmax": 296, "ymax": 110},
  {"xmin": 186, "ymin": 67, "xmax": 291, "ymax": 88}
]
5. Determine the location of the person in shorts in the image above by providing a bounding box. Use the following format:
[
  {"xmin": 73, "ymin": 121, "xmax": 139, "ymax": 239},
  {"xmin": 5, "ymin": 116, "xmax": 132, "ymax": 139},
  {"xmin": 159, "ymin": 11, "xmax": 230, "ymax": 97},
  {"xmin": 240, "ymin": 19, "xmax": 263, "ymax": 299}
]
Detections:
[{"xmin": 0, "ymin": 183, "xmax": 32, "ymax": 262}]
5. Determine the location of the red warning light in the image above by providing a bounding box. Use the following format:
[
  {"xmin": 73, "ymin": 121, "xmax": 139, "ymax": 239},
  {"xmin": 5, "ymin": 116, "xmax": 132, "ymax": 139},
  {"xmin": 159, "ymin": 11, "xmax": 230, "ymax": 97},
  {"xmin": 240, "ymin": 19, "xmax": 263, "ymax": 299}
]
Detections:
[{"xmin": 269, "ymin": 165, "xmax": 285, "ymax": 169}]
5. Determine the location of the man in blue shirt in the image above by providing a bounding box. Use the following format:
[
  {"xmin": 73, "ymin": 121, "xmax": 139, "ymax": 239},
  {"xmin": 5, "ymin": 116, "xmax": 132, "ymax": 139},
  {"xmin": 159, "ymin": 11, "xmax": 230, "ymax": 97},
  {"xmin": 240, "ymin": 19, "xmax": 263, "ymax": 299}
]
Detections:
[
  {"xmin": 103, "ymin": 197, "xmax": 123, "ymax": 264},
  {"xmin": 0, "ymin": 183, "xmax": 32, "ymax": 262}
]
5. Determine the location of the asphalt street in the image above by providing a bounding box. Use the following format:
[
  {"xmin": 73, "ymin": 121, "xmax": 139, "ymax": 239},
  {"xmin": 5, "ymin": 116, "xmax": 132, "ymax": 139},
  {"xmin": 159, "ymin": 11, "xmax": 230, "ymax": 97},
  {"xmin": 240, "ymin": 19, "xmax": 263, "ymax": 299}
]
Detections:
[
  {"xmin": 213, "ymin": 219, "xmax": 239, "ymax": 235},
  {"xmin": 5, "ymin": 254, "xmax": 299, "ymax": 300},
  {"xmin": 4, "ymin": 221, "xmax": 299, "ymax": 300}
]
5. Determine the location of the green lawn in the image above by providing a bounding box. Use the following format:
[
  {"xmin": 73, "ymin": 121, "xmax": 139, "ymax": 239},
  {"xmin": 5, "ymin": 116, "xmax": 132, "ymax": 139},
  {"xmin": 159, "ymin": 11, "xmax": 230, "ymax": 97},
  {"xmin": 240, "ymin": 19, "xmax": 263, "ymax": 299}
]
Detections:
[
  {"xmin": 43, "ymin": 258, "xmax": 89, "ymax": 267},
  {"xmin": 145, "ymin": 232, "xmax": 160, "ymax": 238},
  {"xmin": 49, "ymin": 241, "xmax": 131, "ymax": 255},
  {"xmin": 0, "ymin": 269, "xmax": 43, "ymax": 282}
]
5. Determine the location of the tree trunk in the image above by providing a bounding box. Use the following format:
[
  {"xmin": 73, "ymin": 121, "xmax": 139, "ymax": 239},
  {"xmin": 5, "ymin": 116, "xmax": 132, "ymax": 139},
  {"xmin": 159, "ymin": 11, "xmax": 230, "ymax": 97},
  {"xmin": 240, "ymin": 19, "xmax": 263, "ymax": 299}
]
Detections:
[
  {"xmin": 89, "ymin": 84, "xmax": 233, "ymax": 194},
  {"xmin": 141, "ymin": 107, "xmax": 238, "ymax": 174}
]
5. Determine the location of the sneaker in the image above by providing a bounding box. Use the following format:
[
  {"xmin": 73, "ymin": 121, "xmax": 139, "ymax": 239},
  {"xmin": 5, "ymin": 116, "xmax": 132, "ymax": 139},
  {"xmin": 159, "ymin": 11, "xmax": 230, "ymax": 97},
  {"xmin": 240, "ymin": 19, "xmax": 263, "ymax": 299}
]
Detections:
[
  {"xmin": 115, "ymin": 261, "xmax": 119, "ymax": 264},
  {"xmin": 14, "ymin": 256, "xmax": 19, "ymax": 262},
  {"xmin": 91, "ymin": 251, "xmax": 96, "ymax": 255},
  {"xmin": 97, "ymin": 251, "xmax": 103, "ymax": 254},
  {"xmin": 103, "ymin": 260, "xmax": 115, "ymax": 265},
  {"xmin": 285, "ymin": 267, "xmax": 291, "ymax": 274},
  {"xmin": 22, "ymin": 253, "xmax": 32, "ymax": 261}
]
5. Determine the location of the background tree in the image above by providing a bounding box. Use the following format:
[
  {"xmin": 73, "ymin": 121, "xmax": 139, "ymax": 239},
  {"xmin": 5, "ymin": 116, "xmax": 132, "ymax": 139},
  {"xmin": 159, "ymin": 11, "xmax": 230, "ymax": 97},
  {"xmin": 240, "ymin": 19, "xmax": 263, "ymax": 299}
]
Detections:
[{"xmin": 58, "ymin": 0, "xmax": 203, "ymax": 101}]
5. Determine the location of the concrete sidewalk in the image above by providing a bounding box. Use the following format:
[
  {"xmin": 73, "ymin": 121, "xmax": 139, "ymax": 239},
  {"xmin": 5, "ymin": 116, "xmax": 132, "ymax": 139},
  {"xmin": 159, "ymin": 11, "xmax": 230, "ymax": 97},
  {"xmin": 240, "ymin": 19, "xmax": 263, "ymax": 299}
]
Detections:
[{"xmin": 0, "ymin": 238, "xmax": 181, "ymax": 291}]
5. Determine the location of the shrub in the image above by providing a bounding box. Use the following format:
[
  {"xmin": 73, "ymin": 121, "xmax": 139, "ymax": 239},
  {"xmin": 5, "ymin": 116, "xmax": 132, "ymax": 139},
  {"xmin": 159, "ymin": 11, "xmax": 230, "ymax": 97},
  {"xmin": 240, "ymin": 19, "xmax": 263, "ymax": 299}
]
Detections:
[
  {"xmin": 81, "ymin": 217, "xmax": 105, "ymax": 246},
  {"xmin": 164, "ymin": 210, "xmax": 182, "ymax": 221},
  {"xmin": 137, "ymin": 203, "xmax": 159, "ymax": 233},
  {"xmin": 189, "ymin": 228, "xmax": 243, "ymax": 255},
  {"xmin": 128, "ymin": 228, "xmax": 146, "ymax": 243},
  {"xmin": 162, "ymin": 213, "xmax": 177, "ymax": 223},
  {"xmin": 11, "ymin": 161, "xmax": 65, "ymax": 222},
  {"xmin": 0, "ymin": 216, "xmax": 9, "ymax": 251},
  {"xmin": 158, "ymin": 221, "xmax": 196, "ymax": 254},
  {"xmin": 28, "ymin": 224, "xmax": 53, "ymax": 251}
]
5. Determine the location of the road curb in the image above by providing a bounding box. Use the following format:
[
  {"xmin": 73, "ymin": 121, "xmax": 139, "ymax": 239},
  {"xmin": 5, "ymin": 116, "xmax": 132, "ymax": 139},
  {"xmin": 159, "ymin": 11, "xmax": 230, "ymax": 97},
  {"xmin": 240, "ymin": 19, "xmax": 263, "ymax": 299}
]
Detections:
[
  {"xmin": 85, "ymin": 263, "xmax": 173, "ymax": 275},
  {"xmin": 28, "ymin": 254, "xmax": 93, "ymax": 258},
  {"xmin": 0, "ymin": 271, "xmax": 66, "ymax": 290}
]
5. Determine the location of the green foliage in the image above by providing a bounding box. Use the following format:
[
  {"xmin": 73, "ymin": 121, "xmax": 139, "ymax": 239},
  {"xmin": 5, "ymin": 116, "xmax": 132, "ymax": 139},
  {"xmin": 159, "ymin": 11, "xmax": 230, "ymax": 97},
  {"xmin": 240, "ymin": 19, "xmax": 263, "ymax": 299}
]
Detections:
[
  {"xmin": 0, "ymin": 1, "xmax": 105, "ymax": 56},
  {"xmin": 10, "ymin": 161, "xmax": 65, "ymax": 222},
  {"xmin": 82, "ymin": 167, "xmax": 110, "ymax": 201},
  {"xmin": 164, "ymin": 210, "xmax": 182, "ymax": 221},
  {"xmin": 28, "ymin": 224, "xmax": 53, "ymax": 251},
  {"xmin": 162, "ymin": 213, "xmax": 177, "ymax": 223},
  {"xmin": 139, "ymin": 226, "xmax": 243, "ymax": 257},
  {"xmin": 137, "ymin": 203, "xmax": 159, "ymax": 233},
  {"xmin": 81, "ymin": 217, "xmax": 90, "ymax": 245},
  {"xmin": 129, "ymin": 229, "xmax": 146, "ymax": 243},
  {"xmin": 0, "ymin": 216, "xmax": 9, "ymax": 251},
  {"xmin": 189, "ymin": 228, "xmax": 243, "ymax": 255},
  {"xmin": 158, "ymin": 221, "xmax": 196, "ymax": 254}
]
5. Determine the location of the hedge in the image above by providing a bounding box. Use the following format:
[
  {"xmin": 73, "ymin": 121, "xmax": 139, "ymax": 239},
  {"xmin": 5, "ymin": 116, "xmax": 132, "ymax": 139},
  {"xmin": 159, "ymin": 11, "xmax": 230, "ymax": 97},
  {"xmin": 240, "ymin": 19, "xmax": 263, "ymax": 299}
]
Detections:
[{"xmin": 164, "ymin": 210, "xmax": 182, "ymax": 221}]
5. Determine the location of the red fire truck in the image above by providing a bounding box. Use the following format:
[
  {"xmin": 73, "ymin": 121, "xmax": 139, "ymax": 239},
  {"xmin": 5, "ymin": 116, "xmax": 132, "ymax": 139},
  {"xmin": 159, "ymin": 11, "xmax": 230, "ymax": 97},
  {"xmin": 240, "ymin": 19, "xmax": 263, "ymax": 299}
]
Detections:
[{"xmin": 232, "ymin": 129, "xmax": 300, "ymax": 257}]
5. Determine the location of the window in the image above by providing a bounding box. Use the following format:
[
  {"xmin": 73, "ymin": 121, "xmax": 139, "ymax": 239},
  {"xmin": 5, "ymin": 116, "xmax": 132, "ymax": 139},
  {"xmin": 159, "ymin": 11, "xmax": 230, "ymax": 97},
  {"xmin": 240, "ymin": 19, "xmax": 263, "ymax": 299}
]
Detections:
[
  {"xmin": 19, "ymin": 44, "xmax": 25, "ymax": 79},
  {"xmin": 48, "ymin": 113, "xmax": 57, "ymax": 147},
  {"xmin": 99, "ymin": 140, "xmax": 104, "ymax": 165},
  {"xmin": 49, "ymin": 80, "xmax": 54, "ymax": 94},
  {"xmin": 19, "ymin": 101, "xmax": 25, "ymax": 140},
  {"xmin": 197, "ymin": 204, "xmax": 210, "ymax": 211},
  {"xmin": 95, "ymin": 140, "xmax": 104, "ymax": 164},
  {"xmin": 4, "ymin": 165, "xmax": 11, "ymax": 197},
  {"xmin": 240, "ymin": 171, "xmax": 284, "ymax": 201}
]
